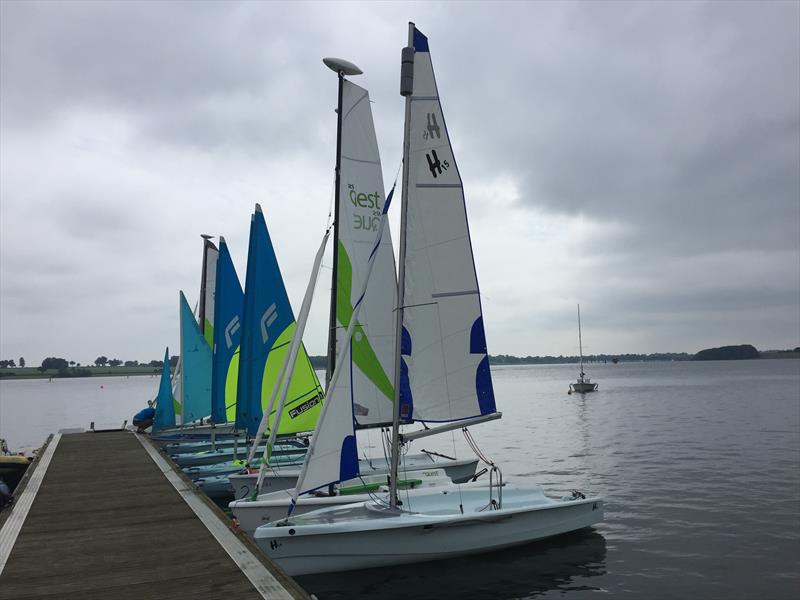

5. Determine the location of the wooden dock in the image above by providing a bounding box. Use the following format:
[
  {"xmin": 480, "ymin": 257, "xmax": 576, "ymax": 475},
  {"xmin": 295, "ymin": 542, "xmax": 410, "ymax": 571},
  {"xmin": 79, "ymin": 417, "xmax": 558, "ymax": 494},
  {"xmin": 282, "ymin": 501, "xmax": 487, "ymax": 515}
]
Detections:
[{"xmin": 0, "ymin": 431, "xmax": 308, "ymax": 599}]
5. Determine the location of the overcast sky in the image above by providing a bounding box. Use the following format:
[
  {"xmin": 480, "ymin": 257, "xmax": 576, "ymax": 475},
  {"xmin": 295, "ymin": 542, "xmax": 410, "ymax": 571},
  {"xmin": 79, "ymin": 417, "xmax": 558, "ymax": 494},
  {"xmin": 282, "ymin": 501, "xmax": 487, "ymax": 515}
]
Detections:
[{"xmin": 1, "ymin": 0, "xmax": 798, "ymax": 366}]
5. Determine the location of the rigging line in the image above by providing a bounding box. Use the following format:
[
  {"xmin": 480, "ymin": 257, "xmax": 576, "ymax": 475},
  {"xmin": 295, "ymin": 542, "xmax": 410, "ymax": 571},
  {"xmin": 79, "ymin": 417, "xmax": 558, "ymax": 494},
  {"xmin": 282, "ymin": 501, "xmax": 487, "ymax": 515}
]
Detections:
[
  {"xmin": 392, "ymin": 159, "xmax": 402, "ymax": 189},
  {"xmin": 381, "ymin": 427, "xmax": 391, "ymax": 469},
  {"xmin": 362, "ymin": 427, "xmax": 373, "ymax": 464},
  {"xmin": 463, "ymin": 427, "xmax": 495, "ymax": 466},
  {"xmin": 463, "ymin": 427, "xmax": 503, "ymax": 510},
  {"xmin": 451, "ymin": 428, "xmax": 464, "ymax": 514},
  {"xmin": 326, "ymin": 174, "xmax": 336, "ymax": 229}
]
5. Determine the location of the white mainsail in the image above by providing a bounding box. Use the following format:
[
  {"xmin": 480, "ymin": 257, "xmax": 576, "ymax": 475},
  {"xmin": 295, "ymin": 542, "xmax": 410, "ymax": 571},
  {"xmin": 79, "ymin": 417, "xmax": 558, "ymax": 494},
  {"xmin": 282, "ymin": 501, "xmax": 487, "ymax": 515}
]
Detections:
[
  {"xmin": 399, "ymin": 28, "xmax": 497, "ymax": 423},
  {"xmin": 292, "ymin": 184, "xmax": 395, "ymax": 500},
  {"xmin": 289, "ymin": 63, "xmax": 398, "ymax": 500},
  {"xmin": 334, "ymin": 79, "xmax": 398, "ymax": 427}
]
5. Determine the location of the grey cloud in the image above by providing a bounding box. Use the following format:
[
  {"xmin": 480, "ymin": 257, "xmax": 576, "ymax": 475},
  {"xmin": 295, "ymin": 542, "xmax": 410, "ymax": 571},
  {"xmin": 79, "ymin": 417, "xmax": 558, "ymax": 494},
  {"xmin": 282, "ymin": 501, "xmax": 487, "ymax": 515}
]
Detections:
[{"xmin": 1, "ymin": 1, "xmax": 798, "ymax": 363}]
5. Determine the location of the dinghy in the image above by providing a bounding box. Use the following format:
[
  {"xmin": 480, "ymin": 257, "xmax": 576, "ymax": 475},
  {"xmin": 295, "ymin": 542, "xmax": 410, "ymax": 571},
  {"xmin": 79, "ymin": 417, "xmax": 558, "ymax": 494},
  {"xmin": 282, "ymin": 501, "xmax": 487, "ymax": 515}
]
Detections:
[
  {"xmin": 171, "ymin": 441, "xmax": 305, "ymax": 468},
  {"xmin": 233, "ymin": 468, "xmax": 463, "ymax": 535},
  {"xmin": 258, "ymin": 487, "xmax": 601, "ymax": 575},
  {"xmin": 569, "ymin": 304, "xmax": 599, "ymax": 393},
  {"xmin": 255, "ymin": 24, "xmax": 603, "ymax": 574},
  {"xmin": 151, "ymin": 239, "xmax": 218, "ymax": 441}
]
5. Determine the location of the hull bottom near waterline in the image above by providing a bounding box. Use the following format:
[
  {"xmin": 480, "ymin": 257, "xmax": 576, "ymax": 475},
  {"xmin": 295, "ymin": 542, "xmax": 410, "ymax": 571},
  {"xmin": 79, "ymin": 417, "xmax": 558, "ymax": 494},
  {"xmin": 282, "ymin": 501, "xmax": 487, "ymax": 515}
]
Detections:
[{"xmin": 255, "ymin": 486, "xmax": 604, "ymax": 575}]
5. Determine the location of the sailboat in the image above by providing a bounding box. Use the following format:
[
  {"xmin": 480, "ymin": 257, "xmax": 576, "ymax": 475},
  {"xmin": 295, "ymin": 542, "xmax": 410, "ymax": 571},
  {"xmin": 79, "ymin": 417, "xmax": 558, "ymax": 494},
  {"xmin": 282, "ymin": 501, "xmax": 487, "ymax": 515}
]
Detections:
[
  {"xmin": 253, "ymin": 23, "xmax": 603, "ymax": 575},
  {"xmin": 193, "ymin": 205, "xmax": 326, "ymax": 498},
  {"xmin": 151, "ymin": 347, "xmax": 176, "ymax": 432},
  {"xmin": 154, "ymin": 234, "xmax": 249, "ymax": 447},
  {"xmin": 228, "ymin": 56, "xmax": 478, "ymax": 510},
  {"xmin": 151, "ymin": 239, "xmax": 234, "ymax": 443},
  {"xmin": 569, "ymin": 304, "xmax": 598, "ymax": 393},
  {"xmin": 156, "ymin": 227, "xmax": 314, "ymax": 487}
]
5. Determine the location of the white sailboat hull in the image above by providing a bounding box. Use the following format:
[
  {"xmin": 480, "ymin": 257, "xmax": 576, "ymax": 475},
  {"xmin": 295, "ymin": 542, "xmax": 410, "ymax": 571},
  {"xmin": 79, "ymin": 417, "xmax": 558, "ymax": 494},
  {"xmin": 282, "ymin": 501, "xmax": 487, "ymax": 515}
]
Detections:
[
  {"xmin": 231, "ymin": 469, "xmax": 464, "ymax": 535},
  {"xmin": 172, "ymin": 445, "xmax": 304, "ymax": 468},
  {"xmin": 570, "ymin": 381, "xmax": 598, "ymax": 393},
  {"xmin": 228, "ymin": 455, "xmax": 479, "ymax": 499},
  {"xmin": 151, "ymin": 423, "xmax": 238, "ymax": 443},
  {"xmin": 254, "ymin": 486, "xmax": 603, "ymax": 575}
]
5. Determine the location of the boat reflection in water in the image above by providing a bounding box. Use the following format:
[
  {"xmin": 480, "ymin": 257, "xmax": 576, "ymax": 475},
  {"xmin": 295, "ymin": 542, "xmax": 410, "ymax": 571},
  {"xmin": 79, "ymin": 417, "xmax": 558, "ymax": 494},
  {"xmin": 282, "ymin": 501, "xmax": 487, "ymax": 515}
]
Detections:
[{"xmin": 297, "ymin": 529, "xmax": 607, "ymax": 600}]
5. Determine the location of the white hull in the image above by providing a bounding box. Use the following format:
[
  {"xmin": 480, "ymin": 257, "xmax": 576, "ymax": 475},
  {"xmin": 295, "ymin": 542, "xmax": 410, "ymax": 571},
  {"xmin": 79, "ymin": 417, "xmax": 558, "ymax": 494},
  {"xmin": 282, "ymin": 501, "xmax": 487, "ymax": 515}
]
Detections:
[
  {"xmin": 172, "ymin": 444, "xmax": 304, "ymax": 468},
  {"xmin": 228, "ymin": 455, "xmax": 478, "ymax": 499},
  {"xmin": 570, "ymin": 382, "xmax": 598, "ymax": 393},
  {"xmin": 231, "ymin": 468, "xmax": 458, "ymax": 535},
  {"xmin": 151, "ymin": 423, "xmax": 237, "ymax": 443},
  {"xmin": 254, "ymin": 486, "xmax": 603, "ymax": 575}
]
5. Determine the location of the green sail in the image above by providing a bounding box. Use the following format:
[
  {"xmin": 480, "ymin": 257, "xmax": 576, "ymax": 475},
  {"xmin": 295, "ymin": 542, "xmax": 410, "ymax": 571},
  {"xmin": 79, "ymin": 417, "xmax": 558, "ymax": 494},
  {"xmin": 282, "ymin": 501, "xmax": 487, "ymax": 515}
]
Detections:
[{"xmin": 260, "ymin": 323, "xmax": 323, "ymax": 435}]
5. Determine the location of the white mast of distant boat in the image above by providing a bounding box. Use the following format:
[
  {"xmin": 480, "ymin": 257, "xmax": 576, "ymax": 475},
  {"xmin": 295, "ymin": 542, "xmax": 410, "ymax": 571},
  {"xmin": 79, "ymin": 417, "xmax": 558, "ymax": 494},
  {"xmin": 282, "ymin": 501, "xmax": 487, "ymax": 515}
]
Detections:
[{"xmin": 578, "ymin": 304, "xmax": 585, "ymax": 380}]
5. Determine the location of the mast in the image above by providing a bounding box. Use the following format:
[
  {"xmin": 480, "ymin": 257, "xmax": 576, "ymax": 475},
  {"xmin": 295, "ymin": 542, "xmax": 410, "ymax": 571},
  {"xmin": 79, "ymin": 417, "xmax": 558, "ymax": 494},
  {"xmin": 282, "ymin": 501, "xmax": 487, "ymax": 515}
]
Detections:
[
  {"xmin": 578, "ymin": 304, "xmax": 584, "ymax": 378},
  {"xmin": 389, "ymin": 21, "xmax": 416, "ymax": 509},
  {"xmin": 325, "ymin": 71, "xmax": 345, "ymax": 390}
]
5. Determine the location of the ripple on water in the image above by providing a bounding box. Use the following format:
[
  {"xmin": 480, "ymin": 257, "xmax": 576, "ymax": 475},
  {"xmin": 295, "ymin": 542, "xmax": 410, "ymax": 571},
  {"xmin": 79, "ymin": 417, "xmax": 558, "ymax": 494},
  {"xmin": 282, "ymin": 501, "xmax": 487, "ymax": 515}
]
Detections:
[{"xmin": 3, "ymin": 360, "xmax": 799, "ymax": 599}]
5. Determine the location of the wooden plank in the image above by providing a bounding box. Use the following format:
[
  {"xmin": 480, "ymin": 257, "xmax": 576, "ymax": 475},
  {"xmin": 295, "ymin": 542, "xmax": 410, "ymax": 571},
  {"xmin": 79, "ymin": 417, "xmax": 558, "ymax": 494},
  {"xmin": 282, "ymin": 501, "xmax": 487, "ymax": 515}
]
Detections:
[
  {"xmin": 0, "ymin": 433, "xmax": 61, "ymax": 574},
  {"xmin": 0, "ymin": 431, "xmax": 307, "ymax": 600}
]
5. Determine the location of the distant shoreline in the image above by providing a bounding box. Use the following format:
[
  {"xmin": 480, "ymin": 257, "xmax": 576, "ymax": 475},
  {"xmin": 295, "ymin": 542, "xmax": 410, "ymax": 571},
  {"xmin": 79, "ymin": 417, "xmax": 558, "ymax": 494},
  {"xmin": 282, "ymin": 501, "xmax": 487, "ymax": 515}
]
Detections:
[
  {"xmin": 1, "ymin": 352, "xmax": 797, "ymax": 380},
  {"xmin": 0, "ymin": 366, "xmax": 169, "ymax": 380}
]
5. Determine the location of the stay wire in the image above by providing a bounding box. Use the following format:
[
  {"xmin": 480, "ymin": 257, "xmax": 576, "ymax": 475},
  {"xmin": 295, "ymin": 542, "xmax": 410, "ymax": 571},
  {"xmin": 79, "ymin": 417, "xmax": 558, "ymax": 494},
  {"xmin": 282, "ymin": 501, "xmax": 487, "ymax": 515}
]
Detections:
[{"xmin": 464, "ymin": 427, "xmax": 503, "ymax": 510}]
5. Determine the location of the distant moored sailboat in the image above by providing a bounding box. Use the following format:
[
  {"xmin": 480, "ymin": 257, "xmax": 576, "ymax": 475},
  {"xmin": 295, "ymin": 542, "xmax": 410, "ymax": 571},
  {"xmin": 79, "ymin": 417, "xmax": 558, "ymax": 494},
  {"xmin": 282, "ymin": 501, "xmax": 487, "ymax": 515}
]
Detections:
[{"xmin": 569, "ymin": 304, "xmax": 598, "ymax": 393}]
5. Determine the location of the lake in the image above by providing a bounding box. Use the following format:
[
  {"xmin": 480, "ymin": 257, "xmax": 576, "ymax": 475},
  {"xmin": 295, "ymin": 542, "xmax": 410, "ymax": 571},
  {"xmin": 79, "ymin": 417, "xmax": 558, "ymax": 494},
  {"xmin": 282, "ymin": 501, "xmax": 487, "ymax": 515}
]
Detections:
[{"xmin": 1, "ymin": 359, "xmax": 798, "ymax": 599}]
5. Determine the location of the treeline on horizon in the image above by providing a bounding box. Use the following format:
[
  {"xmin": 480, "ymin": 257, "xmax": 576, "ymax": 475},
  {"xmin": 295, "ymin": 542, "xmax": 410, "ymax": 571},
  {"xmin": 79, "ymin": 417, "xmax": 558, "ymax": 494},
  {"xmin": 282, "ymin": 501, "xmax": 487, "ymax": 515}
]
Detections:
[
  {"xmin": 2, "ymin": 345, "xmax": 798, "ymax": 378},
  {"xmin": 309, "ymin": 345, "xmax": 799, "ymax": 367},
  {"xmin": 0, "ymin": 354, "xmax": 179, "ymax": 378},
  {"xmin": 304, "ymin": 354, "xmax": 696, "ymax": 368}
]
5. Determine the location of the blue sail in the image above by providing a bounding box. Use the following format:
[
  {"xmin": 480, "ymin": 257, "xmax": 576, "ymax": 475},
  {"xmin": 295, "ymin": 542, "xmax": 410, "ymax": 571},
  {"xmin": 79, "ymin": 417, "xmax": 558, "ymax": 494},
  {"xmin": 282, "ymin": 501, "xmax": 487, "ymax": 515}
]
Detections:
[
  {"xmin": 235, "ymin": 211, "xmax": 259, "ymax": 432},
  {"xmin": 211, "ymin": 237, "xmax": 244, "ymax": 424},
  {"xmin": 152, "ymin": 347, "xmax": 175, "ymax": 431},
  {"xmin": 236, "ymin": 204, "xmax": 322, "ymax": 437},
  {"xmin": 180, "ymin": 290, "xmax": 212, "ymax": 423}
]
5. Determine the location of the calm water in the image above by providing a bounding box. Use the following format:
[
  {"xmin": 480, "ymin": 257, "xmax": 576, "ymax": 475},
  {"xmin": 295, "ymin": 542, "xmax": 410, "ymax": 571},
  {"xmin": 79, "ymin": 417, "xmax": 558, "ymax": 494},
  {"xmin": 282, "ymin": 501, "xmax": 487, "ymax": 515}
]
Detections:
[{"xmin": 1, "ymin": 360, "xmax": 798, "ymax": 598}]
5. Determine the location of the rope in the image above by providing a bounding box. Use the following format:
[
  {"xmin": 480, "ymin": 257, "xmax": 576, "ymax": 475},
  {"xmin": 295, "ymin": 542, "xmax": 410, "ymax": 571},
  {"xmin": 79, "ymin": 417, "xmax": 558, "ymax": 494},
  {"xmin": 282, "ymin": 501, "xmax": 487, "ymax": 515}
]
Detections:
[
  {"xmin": 451, "ymin": 430, "xmax": 464, "ymax": 514},
  {"xmin": 325, "ymin": 175, "xmax": 336, "ymax": 229},
  {"xmin": 463, "ymin": 427, "xmax": 494, "ymax": 466},
  {"xmin": 463, "ymin": 427, "xmax": 503, "ymax": 510}
]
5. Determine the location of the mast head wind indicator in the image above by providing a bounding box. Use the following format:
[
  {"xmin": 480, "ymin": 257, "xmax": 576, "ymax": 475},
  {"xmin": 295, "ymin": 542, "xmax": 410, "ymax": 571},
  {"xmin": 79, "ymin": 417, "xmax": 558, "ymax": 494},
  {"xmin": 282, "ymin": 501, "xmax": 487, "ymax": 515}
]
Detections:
[{"xmin": 322, "ymin": 57, "xmax": 363, "ymax": 76}]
